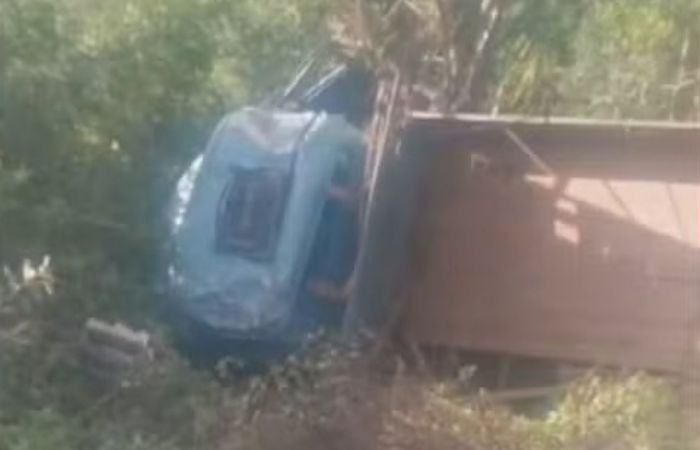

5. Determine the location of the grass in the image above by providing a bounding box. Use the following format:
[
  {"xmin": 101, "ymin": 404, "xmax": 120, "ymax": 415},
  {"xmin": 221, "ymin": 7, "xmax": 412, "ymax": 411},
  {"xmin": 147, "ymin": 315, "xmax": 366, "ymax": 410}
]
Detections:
[{"xmin": 1, "ymin": 332, "xmax": 691, "ymax": 450}]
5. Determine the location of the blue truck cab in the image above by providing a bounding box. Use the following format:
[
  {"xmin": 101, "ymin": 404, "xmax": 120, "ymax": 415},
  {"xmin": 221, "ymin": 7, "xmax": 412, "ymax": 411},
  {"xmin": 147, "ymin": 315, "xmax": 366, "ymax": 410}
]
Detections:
[{"xmin": 167, "ymin": 108, "xmax": 365, "ymax": 350}]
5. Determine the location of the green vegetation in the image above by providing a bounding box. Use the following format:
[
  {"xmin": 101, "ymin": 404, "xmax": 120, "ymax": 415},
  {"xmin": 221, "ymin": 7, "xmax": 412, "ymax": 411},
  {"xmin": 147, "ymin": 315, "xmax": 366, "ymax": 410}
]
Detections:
[
  {"xmin": 1, "ymin": 0, "xmax": 698, "ymax": 448},
  {"xmin": 0, "ymin": 291, "xmax": 688, "ymax": 450}
]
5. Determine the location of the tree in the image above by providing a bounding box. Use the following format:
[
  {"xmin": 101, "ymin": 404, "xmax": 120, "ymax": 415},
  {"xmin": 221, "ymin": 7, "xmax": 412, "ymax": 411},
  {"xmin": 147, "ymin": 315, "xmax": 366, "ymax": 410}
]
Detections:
[{"xmin": 0, "ymin": 0, "xmax": 332, "ymax": 318}]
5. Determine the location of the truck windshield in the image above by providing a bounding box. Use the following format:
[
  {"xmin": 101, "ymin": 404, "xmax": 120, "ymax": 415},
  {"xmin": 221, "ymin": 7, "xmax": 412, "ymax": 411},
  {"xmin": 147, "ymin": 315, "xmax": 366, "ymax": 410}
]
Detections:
[{"xmin": 216, "ymin": 166, "xmax": 289, "ymax": 260}]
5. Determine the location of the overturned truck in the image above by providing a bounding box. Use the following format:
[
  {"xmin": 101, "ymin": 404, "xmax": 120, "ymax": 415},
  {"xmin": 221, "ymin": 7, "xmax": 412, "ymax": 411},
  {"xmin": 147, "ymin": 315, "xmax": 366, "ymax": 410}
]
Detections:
[{"xmin": 165, "ymin": 66, "xmax": 700, "ymax": 373}]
